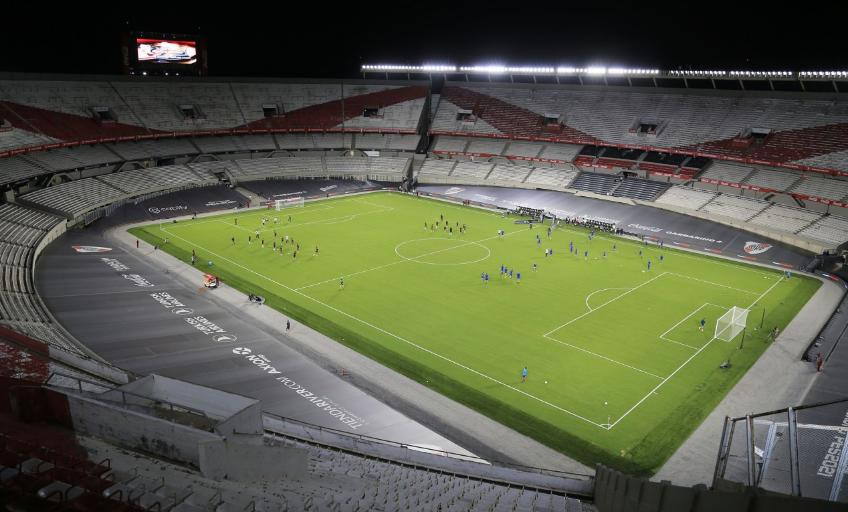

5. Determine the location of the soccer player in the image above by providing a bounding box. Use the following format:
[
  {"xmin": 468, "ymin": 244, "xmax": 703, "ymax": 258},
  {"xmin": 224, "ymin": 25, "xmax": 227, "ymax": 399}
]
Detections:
[
  {"xmin": 522, "ymin": 366, "xmax": 528, "ymax": 383},
  {"xmin": 261, "ymin": 239, "xmax": 264, "ymax": 248},
  {"xmin": 532, "ymin": 263, "xmax": 537, "ymax": 271},
  {"xmin": 484, "ymin": 272, "xmax": 489, "ymax": 285},
  {"xmin": 647, "ymin": 259, "xmax": 652, "ymax": 271},
  {"xmin": 699, "ymin": 318, "xmax": 706, "ymax": 332},
  {"xmin": 509, "ymin": 269, "xmax": 514, "ymax": 279},
  {"xmin": 481, "ymin": 271, "xmax": 486, "ymax": 284},
  {"xmin": 288, "ymin": 215, "xmax": 292, "ymax": 223},
  {"xmin": 231, "ymin": 236, "xmax": 235, "ymax": 245},
  {"xmin": 639, "ymin": 248, "xmax": 643, "ymax": 258},
  {"xmin": 660, "ymin": 254, "xmax": 664, "ymax": 263},
  {"xmin": 516, "ymin": 272, "xmax": 521, "ymax": 283},
  {"xmin": 603, "ymin": 250, "xmax": 607, "ymax": 258},
  {"xmin": 340, "ymin": 277, "xmax": 344, "ymax": 289},
  {"xmin": 584, "ymin": 249, "xmax": 588, "ymax": 259},
  {"xmin": 613, "ymin": 243, "xmax": 617, "ymax": 251},
  {"xmin": 569, "ymin": 241, "xmax": 574, "ymax": 253},
  {"xmin": 248, "ymin": 236, "xmax": 252, "ymax": 245},
  {"xmin": 235, "ymin": 218, "xmax": 238, "ymax": 226},
  {"xmin": 314, "ymin": 245, "xmax": 319, "ymax": 256}
]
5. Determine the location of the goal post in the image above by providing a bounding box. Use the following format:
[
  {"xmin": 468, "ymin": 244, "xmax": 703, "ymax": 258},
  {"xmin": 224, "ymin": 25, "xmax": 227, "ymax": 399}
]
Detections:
[
  {"xmin": 715, "ymin": 306, "xmax": 749, "ymax": 342},
  {"xmin": 272, "ymin": 197, "xmax": 305, "ymax": 211}
]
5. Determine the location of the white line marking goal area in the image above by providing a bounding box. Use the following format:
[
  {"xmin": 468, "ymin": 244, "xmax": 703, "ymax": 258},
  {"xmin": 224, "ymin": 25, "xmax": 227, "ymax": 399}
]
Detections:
[{"xmin": 542, "ymin": 271, "xmax": 782, "ymax": 429}]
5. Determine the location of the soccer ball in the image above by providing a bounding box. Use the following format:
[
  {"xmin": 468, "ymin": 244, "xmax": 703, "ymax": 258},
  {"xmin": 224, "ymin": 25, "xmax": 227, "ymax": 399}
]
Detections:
[
  {"xmin": 544, "ymin": 380, "xmax": 548, "ymax": 384},
  {"xmin": 604, "ymin": 401, "xmax": 608, "ymax": 405}
]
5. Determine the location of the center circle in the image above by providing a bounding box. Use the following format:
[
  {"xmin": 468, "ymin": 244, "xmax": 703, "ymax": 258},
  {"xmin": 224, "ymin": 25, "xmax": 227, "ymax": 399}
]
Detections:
[{"xmin": 395, "ymin": 237, "xmax": 491, "ymax": 266}]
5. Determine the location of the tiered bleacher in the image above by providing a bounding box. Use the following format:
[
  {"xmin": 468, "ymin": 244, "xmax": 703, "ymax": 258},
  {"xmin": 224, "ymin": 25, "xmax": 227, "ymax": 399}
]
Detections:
[
  {"xmin": 799, "ymin": 215, "xmax": 848, "ymax": 245},
  {"xmin": 486, "ymin": 164, "xmax": 533, "ymax": 183},
  {"xmin": 743, "ymin": 168, "xmax": 802, "ymax": 191},
  {"xmin": 0, "ymin": 203, "xmax": 78, "ymax": 353},
  {"xmin": 698, "ymin": 194, "xmax": 770, "ymax": 221},
  {"xmin": 700, "ymin": 162, "xmax": 755, "ymax": 184},
  {"xmin": 524, "ymin": 167, "xmax": 579, "ymax": 188},
  {"xmin": 569, "ymin": 171, "xmax": 619, "ymax": 195},
  {"xmin": 451, "ymin": 161, "xmax": 494, "ymax": 180},
  {"xmin": 611, "ymin": 178, "xmax": 672, "ymax": 201},
  {"xmin": 417, "ymin": 159, "xmax": 458, "ymax": 180},
  {"xmin": 791, "ymin": 175, "xmax": 848, "ymax": 201},
  {"xmin": 655, "ymin": 186, "xmax": 719, "ymax": 210},
  {"xmin": 749, "ymin": 204, "xmax": 823, "ymax": 234}
]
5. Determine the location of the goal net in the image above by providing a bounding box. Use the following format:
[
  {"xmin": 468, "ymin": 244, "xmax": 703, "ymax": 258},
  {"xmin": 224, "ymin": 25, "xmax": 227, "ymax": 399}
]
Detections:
[
  {"xmin": 715, "ymin": 306, "xmax": 749, "ymax": 341},
  {"xmin": 273, "ymin": 197, "xmax": 304, "ymax": 210}
]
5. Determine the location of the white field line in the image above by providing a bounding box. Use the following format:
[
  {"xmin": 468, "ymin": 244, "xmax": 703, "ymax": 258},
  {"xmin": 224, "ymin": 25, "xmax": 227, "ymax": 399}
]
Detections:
[
  {"xmin": 295, "ymin": 229, "xmax": 524, "ymax": 291},
  {"xmin": 584, "ymin": 287, "xmax": 631, "ymax": 312},
  {"xmin": 209, "ymin": 206, "xmax": 393, "ymax": 238},
  {"xmin": 607, "ymin": 276, "xmax": 786, "ymax": 430},
  {"xmin": 166, "ymin": 202, "xmax": 334, "ymax": 229},
  {"xmin": 543, "ymin": 272, "xmax": 669, "ymax": 337},
  {"xmin": 158, "ymin": 225, "xmax": 609, "ymax": 430},
  {"xmin": 665, "ymin": 273, "xmax": 760, "ymax": 296},
  {"xmin": 554, "ymin": 224, "xmax": 776, "ymax": 278},
  {"xmin": 542, "ymin": 336, "xmax": 665, "ymax": 380},
  {"xmin": 658, "ymin": 303, "xmax": 727, "ymax": 350}
]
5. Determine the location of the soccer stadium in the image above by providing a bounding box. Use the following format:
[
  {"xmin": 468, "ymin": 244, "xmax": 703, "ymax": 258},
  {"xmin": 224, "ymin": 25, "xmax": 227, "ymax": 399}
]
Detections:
[{"xmin": 0, "ymin": 11, "xmax": 847, "ymax": 512}]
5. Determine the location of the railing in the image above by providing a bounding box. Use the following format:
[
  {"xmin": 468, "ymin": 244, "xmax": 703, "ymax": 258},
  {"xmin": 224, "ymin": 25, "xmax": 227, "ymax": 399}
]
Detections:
[
  {"xmin": 45, "ymin": 372, "xmax": 211, "ymax": 424},
  {"xmin": 713, "ymin": 396, "xmax": 848, "ymax": 502}
]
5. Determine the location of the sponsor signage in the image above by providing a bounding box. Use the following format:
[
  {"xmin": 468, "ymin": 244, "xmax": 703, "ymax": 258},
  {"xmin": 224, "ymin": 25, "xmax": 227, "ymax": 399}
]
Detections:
[
  {"xmin": 231, "ymin": 347, "xmax": 366, "ymax": 429},
  {"xmin": 148, "ymin": 205, "xmax": 188, "ymax": 215},
  {"xmin": 99, "ymin": 257, "xmax": 155, "ymax": 287},
  {"xmin": 204, "ymin": 199, "xmax": 237, "ymax": 207},
  {"xmin": 148, "ymin": 292, "xmax": 366, "ymax": 429},
  {"xmin": 72, "ymin": 245, "xmax": 112, "ymax": 253},
  {"xmin": 699, "ymin": 178, "xmax": 776, "ymax": 194},
  {"xmin": 444, "ymin": 187, "xmax": 465, "ymax": 195}
]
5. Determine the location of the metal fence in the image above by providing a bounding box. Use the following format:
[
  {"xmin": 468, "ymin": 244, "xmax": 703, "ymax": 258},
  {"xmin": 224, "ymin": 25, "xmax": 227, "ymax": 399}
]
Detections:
[{"xmin": 713, "ymin": 397, "xmax": 848, "ymax": 502}]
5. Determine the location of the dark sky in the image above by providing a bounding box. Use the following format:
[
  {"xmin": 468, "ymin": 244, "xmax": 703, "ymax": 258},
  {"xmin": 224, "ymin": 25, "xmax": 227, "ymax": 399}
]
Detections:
[{"xmin": 1, "ymin": 4, "xmax": 843, "ymax": 78}]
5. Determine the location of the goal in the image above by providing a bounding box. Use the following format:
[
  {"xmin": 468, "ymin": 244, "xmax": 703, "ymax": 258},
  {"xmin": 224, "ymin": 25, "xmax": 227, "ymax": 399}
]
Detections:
[
  {"xmin": 715, "ymin": 306, "xmax": 749, "ymax": 342},
  {"xmin": 273, "ymin": 197, "xmax": 304, "ymax": 210}
]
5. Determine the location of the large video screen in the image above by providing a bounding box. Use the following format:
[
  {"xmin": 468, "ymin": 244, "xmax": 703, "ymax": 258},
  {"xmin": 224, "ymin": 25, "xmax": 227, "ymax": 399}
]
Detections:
[{"xmin": 136, "ymin": 38, "xmax": 197, "ymax": 65}]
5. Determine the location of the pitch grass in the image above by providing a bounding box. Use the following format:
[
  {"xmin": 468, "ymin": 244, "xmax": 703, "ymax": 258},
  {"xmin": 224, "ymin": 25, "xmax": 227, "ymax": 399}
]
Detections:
[{"xmin": 130, "ymin": 191, "xmax": 820, "ymax": 475}]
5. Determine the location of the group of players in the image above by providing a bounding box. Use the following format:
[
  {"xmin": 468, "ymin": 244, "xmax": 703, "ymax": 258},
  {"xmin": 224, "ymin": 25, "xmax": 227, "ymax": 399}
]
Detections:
[
  {"xmin": 481, "ymin": 223, "xmax": 667, "ymax": 288},
  {"xmin": 231, "ymin": 215, "xmax": 319, "ymax": 260},
  {"xmin": 424, "ymin": 212, "xmax": 468, "ymax": 236}
]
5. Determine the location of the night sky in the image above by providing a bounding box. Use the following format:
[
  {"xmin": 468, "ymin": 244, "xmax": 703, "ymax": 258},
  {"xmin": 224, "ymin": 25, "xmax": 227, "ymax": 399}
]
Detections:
[{"xmin": 1, "ymin": 5, "xmax": 843, "ymax": 78}]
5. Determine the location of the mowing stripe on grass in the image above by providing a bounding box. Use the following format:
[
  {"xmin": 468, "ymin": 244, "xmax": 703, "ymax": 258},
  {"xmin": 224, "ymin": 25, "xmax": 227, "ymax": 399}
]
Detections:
[{"xmin": 159, "ymin": 224, "xmax": 610, "ymax": 429}]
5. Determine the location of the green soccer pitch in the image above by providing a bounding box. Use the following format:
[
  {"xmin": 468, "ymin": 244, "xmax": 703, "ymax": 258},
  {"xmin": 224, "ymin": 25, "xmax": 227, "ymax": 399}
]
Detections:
[{"xmin": 130, "ymin": 191, "xmax": 820, "ymax": 475}]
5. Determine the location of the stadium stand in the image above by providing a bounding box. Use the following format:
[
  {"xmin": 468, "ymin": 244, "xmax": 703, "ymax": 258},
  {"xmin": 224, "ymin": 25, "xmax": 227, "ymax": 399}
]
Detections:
[
  {"xmin": 698, "ymin": 194, "xmax": 770, "ymax": 221},
  {"xmin": 699, "ymin": 162, "xmax": 755, "ymax": 184},
  {"xmin": 451, "ymin": 161, "xmax": 494, "ymax": 180},
  {"xmin": 0, "ymin": 204, "xmax": 78, "ymax": 354},
  {"xmin": 749, "ymin": 203, "xmax": 823, "ymax": 234},
  {"xmin": 743, "ymin": 167, "xmax": 802, "ymax": 192},
  {"xmin": 798, "ymin": 215, "xmax": 848, "ymax": 245},
  {"xmin": 487, "ymin": 164, "xmax": 533, "ymax": 183},
  {"xmin": 611, "ymin": 177, "xmax": 672, "ymax": 201},
  {"xmin": 417, "ymin": 158, "xmax": 458, "ymax": 179},
  {"xmin": 569, "ymin": 171, "xmax": 620, "ymax": 195},
  {"xmin": 524, "ymin": 167, "xmax": 579, "ymax": 188},
  {"xmin": 655, "ymin": 186, "xmax": 719, "ymax": 211},
  {"xmin": 791, "ymin": 175, "xmax": 848, "ymax": 201}
]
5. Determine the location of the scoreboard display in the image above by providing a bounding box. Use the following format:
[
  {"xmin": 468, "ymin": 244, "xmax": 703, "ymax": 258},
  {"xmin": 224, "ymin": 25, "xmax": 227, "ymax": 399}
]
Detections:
[{"xmin": 123, "ymin": 32, "xmax": 207, "ymax": 76}]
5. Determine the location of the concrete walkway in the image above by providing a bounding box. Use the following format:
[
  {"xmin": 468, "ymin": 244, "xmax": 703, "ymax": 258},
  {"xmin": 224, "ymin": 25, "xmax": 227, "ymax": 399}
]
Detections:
[{"xmin": 108, "ymin": 224, "xmax": 593, "ymax": 476}]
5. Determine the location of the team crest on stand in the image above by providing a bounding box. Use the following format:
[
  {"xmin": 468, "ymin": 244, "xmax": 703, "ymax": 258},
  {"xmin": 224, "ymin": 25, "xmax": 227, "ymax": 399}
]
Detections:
[
  {"xmin": 743, "ymin": 241, "xmax": 773, "ymax": 255},
  {"xmin": 71, "ymin": 245, "xmax": 112, "ymax": 253}
]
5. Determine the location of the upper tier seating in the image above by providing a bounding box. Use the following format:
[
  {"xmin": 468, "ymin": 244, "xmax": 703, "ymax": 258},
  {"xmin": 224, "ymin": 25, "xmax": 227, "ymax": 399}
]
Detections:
[
  {"xmin": 431, "ymin": 84, "xmax": 848, "ymax": 170},
  {"xmin": 700, "ymin": 162, "xmax": 754, "ymax": 183}
]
